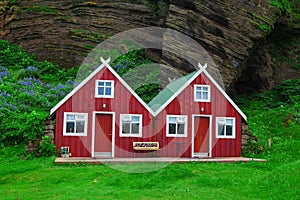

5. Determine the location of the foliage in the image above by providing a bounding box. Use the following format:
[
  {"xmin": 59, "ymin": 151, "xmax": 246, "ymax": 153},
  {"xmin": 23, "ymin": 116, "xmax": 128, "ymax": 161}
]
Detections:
[
  {"xmin": 111, "ymin": 49, "xmax": 153, "ymax": 77},
  {"xmin": 271, "ymin": 0, "xmax": 292, "ymax": 15},
  {"xmin": 0, "ymin": 40, "xmax": 76, "ymax": 146},
  {"xmin": 135, "ymin": 83, "xmax": 160, "ymax": 103},
  {"xmin": 35, "ymin": 136, "xmax": 56, "ymax": 157},
  {"xmin": 235, "ymin": 78, "xmax": 300, "ymax": 161}
]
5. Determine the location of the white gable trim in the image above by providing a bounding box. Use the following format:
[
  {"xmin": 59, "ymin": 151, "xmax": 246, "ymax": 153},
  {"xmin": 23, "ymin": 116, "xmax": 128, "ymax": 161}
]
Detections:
[
  {"xmin": 202, "ymin": 69, "xmax": 247, "ymax": 121},
  {"xmin": 50, "ymin": 59, "xmax": 246, "ymax": 121},
  {"xmin": 152, "ymin": 62, "xmax": 247, "ymax": 121},
  {"xmin": 104, "ymin": 64, "xmax": 156, "ymax": 116},
  {"xmin": 153, "ymin": 69, "xmax": 202, "ymax": 116},
  {"xmin": 50, "ymin": 58, "xmax": 111, "ymax": 115},
  {"xmin": 50, "ymin": 57, "xmax": 156, "ymax": 116}
]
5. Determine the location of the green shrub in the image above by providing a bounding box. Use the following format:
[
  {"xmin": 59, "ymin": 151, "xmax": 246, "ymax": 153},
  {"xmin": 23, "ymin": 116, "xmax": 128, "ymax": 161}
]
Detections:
[{"xmin": 35, "ymin": 136, "xmax": 57, "ymax": 157}]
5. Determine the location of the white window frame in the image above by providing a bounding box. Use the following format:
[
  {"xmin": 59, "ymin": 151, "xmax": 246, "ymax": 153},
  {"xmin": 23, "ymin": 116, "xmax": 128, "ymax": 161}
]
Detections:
[
  {"xmin": 194, "ymin": 84, "xmax": 211, "ymax": 102},
  {"xmin": 63, "ymin": 112, "xmax": 88, "ymax": 136},
  {"xmin": 216, "ymin": 117, "xmax": 236, "ymax": 139},
  {"xmin": 166, "ymin": 115, "xmax": 188, "ymax": 137},
  {"xmin": 119, "ymin": 114, "xmax": 142, "ymax": 137},
  {"xmin": 95, "ymin": 80, "xmax": 114, "ymax": 98}
]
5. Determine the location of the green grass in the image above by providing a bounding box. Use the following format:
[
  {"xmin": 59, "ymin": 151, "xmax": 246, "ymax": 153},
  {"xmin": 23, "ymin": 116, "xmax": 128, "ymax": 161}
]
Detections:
[{"xmin": 0, "ymin": 152, "xmax": 299, "ymax": 199}]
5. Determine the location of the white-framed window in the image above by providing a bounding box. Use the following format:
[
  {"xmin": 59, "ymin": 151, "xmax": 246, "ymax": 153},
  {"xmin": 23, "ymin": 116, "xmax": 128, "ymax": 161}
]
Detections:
[
  {"xmin": 166, "ymin": 115, "xmax": 188, "ymax": 137},
  {"xmin": 194, "ymin": 85, "xmax": 211, "ymax": 102},
  {"xmin": 120, "ymin": 114, "xmax": 142, "ymax": 137},
  {"xmin": 63, "ymin": 112, "xmax": 88, "ymax": 136},
  {"xmin": 95, "ymin": 80, "xmax": 114, "ymax": 98},
  {"xmin": 216, "ymin": 117, "xmax": 236, "ymax": 139}
]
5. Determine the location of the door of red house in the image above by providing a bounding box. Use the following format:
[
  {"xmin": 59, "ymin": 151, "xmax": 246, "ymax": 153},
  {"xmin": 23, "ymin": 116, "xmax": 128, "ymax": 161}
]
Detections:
[
  {"xmin": 94, "ymin": 113, "xmax": 113, "ymax": 157},
  {"xmin": 193, "ymin": 116, "xmax": 210, "ymax": 157}
]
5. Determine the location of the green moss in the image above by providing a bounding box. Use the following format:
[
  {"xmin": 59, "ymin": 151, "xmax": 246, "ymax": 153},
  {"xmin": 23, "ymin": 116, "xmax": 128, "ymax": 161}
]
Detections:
[
  {"xmin": 249, "ymin": 19, "xmax": 272, "ymax": 33},
  {"xmin": 82, "ymin": 44, "xmax": 95, "ymax": 50},
  {"xmin": 18, "ymin": 5, "xmax": 59, "ymax": 14},
  {"xmin": 70, "ymin": 29, "xmax": 111, "ymax": 42}
]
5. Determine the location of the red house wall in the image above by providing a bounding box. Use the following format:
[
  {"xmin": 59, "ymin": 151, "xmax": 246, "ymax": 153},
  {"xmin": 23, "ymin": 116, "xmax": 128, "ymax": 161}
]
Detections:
[
  {"xmin": 55, "ymin": 67, "xmax": 153, "ymax": 157},
  {"xmin": 55, "ymin": 66, "xmax": 243, "ymax": 158},
  {"xmin": 153, "ymin": 74, "xmax": 242, "ymax": 157}
]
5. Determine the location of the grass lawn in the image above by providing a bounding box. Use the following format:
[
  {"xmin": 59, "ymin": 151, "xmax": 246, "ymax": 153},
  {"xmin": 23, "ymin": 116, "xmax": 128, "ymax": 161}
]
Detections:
[{"xmin": 0, "ymin": 146, "xmax": 299, "ymax": 199}]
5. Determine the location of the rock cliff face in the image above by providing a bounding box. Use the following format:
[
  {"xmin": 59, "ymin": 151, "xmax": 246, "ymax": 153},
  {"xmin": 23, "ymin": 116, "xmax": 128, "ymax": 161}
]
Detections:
[{"xmin": 2, "ymin": 0, "xmax": 299, "ymax": 92}]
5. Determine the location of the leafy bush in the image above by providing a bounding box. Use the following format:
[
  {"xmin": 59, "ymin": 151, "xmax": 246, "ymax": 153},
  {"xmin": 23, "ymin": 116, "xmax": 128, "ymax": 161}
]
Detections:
[
  {"xmin": 0, "ymin": 40, "xmax": 76, "ymax": 146},
  {"xmin": 236, "ymin": 78, "xmax": 300, "ymax": 161},
  {"xmin": 35, "ymin": 136, "xmax": 57, "ymax": 157}
]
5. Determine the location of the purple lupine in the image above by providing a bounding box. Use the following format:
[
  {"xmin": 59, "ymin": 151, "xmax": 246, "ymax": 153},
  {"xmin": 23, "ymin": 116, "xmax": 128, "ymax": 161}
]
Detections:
[
  {"xmin": 0, "ymin": 66, "xmax": 9, "ymax": 81},
  {"xmin": 19, "ymin": 79, "xmax": 35, "ymax": 88},
  {"xmin": 26, "ymin": 66, "xmax": 38, "ymax": 72}
]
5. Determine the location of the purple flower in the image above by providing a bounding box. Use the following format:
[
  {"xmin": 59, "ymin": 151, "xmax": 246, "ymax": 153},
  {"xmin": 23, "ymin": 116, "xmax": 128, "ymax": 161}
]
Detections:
[
  {"xmin": 26, "ymin": 66, "xmax": 38, "ymax": 72},
  {"xmin": 0, "ymin": 66, "xmax": 9, "ymax": 79},
  {"xmin": 57, "ymin": 84, "xmax": 65, "ymax": 89},
  {"xmin": 19, "ymin": 80, "xmax": 35, "ymax": 88}
]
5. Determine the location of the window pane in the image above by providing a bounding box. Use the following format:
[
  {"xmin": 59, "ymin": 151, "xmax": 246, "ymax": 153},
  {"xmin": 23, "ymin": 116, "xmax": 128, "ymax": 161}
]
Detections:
[
  {"xmin": 122, "ymin": 123, "xmax": 130, "ymax": 134},
  {"xmin": 202, "ymin": 92, "xmax": 208, "ymax": 99},
  {"xmin": 132, "ymin": 116, "xmax": 140, "ymax": 122},
  {"xmin": 76, "ymin": 121, "xmax": 85, "ymax": 133},
  {"xmin": 105, "ymin": 87, "xmax": 111, "ymax": 95},
  {"xmin": 76, "ymin": 115, "xmax": 85, "ymax": 120},
  {"xmin": 218, "ymin": 119, "xmax": 226, "ymax": 125},
  {"xmin": 66, "ymin": 122, "xmax": 75, "ymax": 133},
  {"xmin": 131, "ymin": 123, "xmax": 140, "ymax": 134},
  {"xmin": 195, "ymin": 86, "xmax": 201, "ymax": 91},
  {"xmin": 226, "ymin": 125, "xmax": 233, "ymax": 136},
  {"xmin": 202, "ymin": 87, "xmax": 208, "ymax": 91},
  {"xmin": 226, "ymin": 119, "xmax": 233, "ymax": 125},
  {"xmin": 169, "ymin": 117, "xmax": 177, "ymax": 123},
  {"xmin": 177, "ymin": 123, "xmax": 185, "ymax": 134},
  {"xmin": 98, "ymin": 81, "xmax": 104, "ymax": 86},
  {"xmin": 105, "ymin": 82, "xmax": 112, "ymax": 86},
  {"xmin": 168, "ymin": 123, "xmax": 176, "ymax": 134},
  {"xmin": 66, "ymin": 114, "xmax": 75, "ymax": 120},
  {"xmin": 196, "ymin": 91, "xmax": 201, "ymax": 100},
  {"xmin": 98, "ymin": 87, "xmax": 104, "ymax": 95},
  {"xmin": 218, "ymin": 124, "xmax": 225, "ymax": 136}
]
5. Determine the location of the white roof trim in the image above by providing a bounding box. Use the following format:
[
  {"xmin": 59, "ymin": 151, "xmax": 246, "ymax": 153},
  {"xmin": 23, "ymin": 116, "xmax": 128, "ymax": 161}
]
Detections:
[
  {"xmin": 50, "ymin": 57, "xmax": 156, "ymax": 116},
  {"xmin": 50, "ymin": 58, "xmax": 110, "ymax": 115},
  {"xmin": 50, "ymin": 59, "xmax": 246, "ymax": 121},
  {"xmin": 202, "ymin": 69, "xmax": 247, "ymax": 121},
  {"xmin": 152, "ymin": 62, "xmax": 247, "ymax": 121},
  {"xmin": 104, "ymin": 63, "xmax": 156, "ymax": 116},
  {"xmin": 153, "ymin": 69, "xmax": 202, "ymax": 116}
]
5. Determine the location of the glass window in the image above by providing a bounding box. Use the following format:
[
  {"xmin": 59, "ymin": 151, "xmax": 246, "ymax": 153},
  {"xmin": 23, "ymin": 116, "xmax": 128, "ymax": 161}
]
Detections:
[
  {"xmin": 95, "ymin": 80, "xmax": 114, "ymax": 98},
  {"xmin": 120, "ymin": 114, "xmax": 142, "ymax": 137},
  {"xmin": 64, "ymin": 113, "xmax": 88, "ymax": 136},
  {"xmin": 194, "ymin": 85, "xmax": 211, "ymax": 102},
  {"xmin": 166, "ymin": 115, "xmax": 187, "ymax": 137},
  {"xmin": 216, "ymin": 117, "xmax": 235, "ymax": 138}
]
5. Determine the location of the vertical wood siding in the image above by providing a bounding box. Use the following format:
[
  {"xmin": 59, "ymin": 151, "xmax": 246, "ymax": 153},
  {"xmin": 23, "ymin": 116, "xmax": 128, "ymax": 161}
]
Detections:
[{"xmin": 55, "ymin": 67, "xmax": 243, "ymax": 158}]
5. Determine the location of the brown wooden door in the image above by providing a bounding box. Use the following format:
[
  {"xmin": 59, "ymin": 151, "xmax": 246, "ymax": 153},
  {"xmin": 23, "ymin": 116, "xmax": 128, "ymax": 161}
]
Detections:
[
  {"xmin": 194, "ymin": 116, "xmax": 210, "ymax": 156},
  {"xmin": 94, "ymin": 114, "xmax": 112, "ymax": 156}
]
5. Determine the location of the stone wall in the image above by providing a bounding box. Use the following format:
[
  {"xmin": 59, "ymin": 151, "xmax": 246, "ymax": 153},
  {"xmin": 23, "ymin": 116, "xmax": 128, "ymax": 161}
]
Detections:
[
  {"xmin": 241, "ymin": 122, "xmax": 257, "ymax": 150},
  {"xmin": 26, "ymin": 118, "xmax": 55, "ymax": 154}
]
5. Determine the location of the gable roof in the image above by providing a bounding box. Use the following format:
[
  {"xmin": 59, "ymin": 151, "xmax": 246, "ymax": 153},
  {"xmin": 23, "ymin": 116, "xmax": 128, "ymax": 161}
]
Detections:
[
  {"xmin": 50, "ymin": 58, "xmax": 247, "ymax": 121},
  {"xmin": 50, "ymin": 57, "xmax": 156, "ymax": 116},
  {"xmin": 148, "ymin": 71, "xmax": 197, "ymax": 113}
]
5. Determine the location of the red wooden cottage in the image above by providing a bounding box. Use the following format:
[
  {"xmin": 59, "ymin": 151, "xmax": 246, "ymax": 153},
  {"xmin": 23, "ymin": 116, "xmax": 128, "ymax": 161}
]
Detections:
[{"xmin": 50, "ymin": 57, "xmax": 247, "ymax": 158}]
